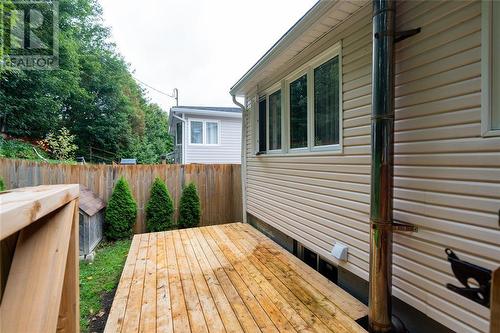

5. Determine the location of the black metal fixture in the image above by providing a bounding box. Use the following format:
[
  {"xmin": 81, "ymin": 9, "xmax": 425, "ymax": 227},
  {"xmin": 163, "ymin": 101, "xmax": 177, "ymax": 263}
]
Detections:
[
  {"xmin": 445, "ymin": 248, "xmax": 492, "ymax": 307},
  {"xmin": 394, "ymin": 28, "xmax": 421, "ymax": 43}
]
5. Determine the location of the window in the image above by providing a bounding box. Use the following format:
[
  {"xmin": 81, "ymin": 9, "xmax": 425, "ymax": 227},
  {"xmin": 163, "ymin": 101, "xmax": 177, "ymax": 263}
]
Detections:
[
  {"xmin": 176, "ymin": 122, "xmax": 182, "ymax": 145},
  {"xmin": 289, "ymin": 74, "xmax": 308, "ymax": 149},
  {"xmin": 189, "ymin": 120, "xmax": 220, "ymax": 145},
  {"xmin": 268, "ymin": 89, "xmax": 282, "ymax": 151},
  {"xmin": 190, "ymin": 121, "xmax": 203, "ymax": 144},
  {"xmin": 314, "ymin": 56, "xmax": 340, "ymax": 146},
  {"xmin": 206, "ymin": 122, "xmax": 219, "ymax": 144},
  {"xmin": 258, "ymin": 96, "xmax": 267, "ymax": 153},
  {"xmin": 254, "ymin": 42, "xmax": 342, "ymax": 155},
  {"xmin": 482, "ymin": 1, "xmax": 500, "ymax": 136}
]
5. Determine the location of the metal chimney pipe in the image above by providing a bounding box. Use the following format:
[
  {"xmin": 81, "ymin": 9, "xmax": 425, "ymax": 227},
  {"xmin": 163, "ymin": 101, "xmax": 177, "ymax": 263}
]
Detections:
[{"xmin": 369, "ymin": 0, "xmax": 396, "ymax": 332}]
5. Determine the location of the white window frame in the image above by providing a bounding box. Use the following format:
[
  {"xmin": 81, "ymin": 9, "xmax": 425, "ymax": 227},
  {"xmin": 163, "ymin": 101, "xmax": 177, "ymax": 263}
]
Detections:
[
  {"xmin": 286, "ymin": 67, "xmax": 310, "ymax": 153},
  {"xmin": 253, "ymin": 41, "xmax": 343, "ymax": 156},
  {"xmin": 256, "ymin": 95, "xmax": 267, "ymax": 154},
  {"xmin": 265, "ymin": 82, "xmax": 284, "ymax": 154},
  {"xmin": 188, "ymin": 118, "xmax": 221, "ymax": 146},
  {"xmin": 481, "ymin": 1, "xmax": 500, "ymax": 136},
  {"xmin": 310, "ymin": 44, "xmax": 343, "ymax": 152},
  {"xmin": 251, "ymin": 96, "xmax": 259, "ymax": 155},
  {"xmin": 206, "ymin": 120, "xmax": 220, "ymax": 145}
]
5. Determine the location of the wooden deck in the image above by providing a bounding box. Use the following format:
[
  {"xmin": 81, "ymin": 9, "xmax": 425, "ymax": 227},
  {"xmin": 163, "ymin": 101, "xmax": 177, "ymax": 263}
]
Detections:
[{"xmin": 105, "ymin": 223, "xmax": 367, "ymax": 333}]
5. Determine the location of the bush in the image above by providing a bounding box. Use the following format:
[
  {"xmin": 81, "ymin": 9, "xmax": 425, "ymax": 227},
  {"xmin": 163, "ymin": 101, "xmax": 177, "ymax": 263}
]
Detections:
[
  {"xmin": 39, "ymin": 127, "xmax": 78, "ymax": 161},
  {"xmin": 145, "ymin": 177, "xmax": 174, "ymax": 232},
  {"xmin": 178, "ymin": 182, "xmax": 201, "ymax": 229},
  {"xmin": 105, "ymin": 177, "xmax": 137, "ymax": 240},
  {"xmin": 0, "ymin": 177, "xmax": 5, "ymax": 191}
]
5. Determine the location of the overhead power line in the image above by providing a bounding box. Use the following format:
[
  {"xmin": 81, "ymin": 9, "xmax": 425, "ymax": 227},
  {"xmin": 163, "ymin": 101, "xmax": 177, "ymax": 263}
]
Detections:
[
  {"xmin": 134, "ymin": 77, "xmax": 175, "ymax": 98},
  {"xmin": 133, "ymin": 77, "xmax": 179, "ymax": 107}
]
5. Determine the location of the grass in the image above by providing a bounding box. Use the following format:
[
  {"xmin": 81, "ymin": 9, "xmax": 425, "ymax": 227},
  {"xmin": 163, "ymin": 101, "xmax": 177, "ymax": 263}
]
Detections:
[
  {"xmin": 0, "ymin": 137, "xmax": 49, "ymax": 160},
  {"xmin": 80, "ymin": 239, "xmax": 131, "ymax": 332},
  {"xmin": 0, "ymin": 137, "xmax": 76, "ymax": 164}
]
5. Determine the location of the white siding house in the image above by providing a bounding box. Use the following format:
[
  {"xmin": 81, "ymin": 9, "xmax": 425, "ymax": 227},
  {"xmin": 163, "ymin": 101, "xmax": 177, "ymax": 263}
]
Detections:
[
  {"xmin": 230, "ymin": 1, "xmax": 500, "ymax": 333},
  {"xmin": 169, "ymin": 106, "xmax": 242, "ymax": 164}
]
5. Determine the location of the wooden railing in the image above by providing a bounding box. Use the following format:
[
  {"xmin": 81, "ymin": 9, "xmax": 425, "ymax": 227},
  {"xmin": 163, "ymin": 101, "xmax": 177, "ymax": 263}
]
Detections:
[
  {"xmin": 0, "ymin": 159, "xmax": 243, "ymax": 233},
  {"xmin": 0, "ymin": 185, "xmax": 79, "ymax": 333}
]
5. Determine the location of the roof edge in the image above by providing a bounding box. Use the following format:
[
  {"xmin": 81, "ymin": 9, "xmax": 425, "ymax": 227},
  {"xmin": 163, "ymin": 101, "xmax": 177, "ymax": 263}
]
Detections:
[{"xmin": 229, "ymin": 0, "xmax": 337, "ymax": 96}]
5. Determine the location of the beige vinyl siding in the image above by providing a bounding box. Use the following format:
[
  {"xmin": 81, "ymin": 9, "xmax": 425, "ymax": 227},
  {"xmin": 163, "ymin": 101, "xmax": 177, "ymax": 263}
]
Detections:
[
  {"xmin": 246, "ymin": 3, "xmax": 373, "ymax": 288},
  {"xmin": 243, "ymin": 1, "xmax": 500, "ymax": 333},
  {"xmin": 392, "ymin": 1, "xmax": 499, "ymax": 332}
]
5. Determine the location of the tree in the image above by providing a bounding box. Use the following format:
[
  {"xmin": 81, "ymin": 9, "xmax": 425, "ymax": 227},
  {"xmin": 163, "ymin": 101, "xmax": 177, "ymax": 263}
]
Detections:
[
  {"xmin": 178, "ymin": 182, "xmax": 201, "ymax": 229},
  {"xmin": 39, "ymin": 127, "xmax": 78, "ymax": 161},
  {"xmin": 105, "ymin": 177, "xmax": 137, "ymax": 240},
  {"xmin": 0, "ymin": 0, "xmax": 174, "ymax": 163},
  {"xmin": 127, "ymin": 103, "xmax": 174, "ymax": 163},
  {"xmin": 145, "ymin": 177, "xmax": 174, "ymax": 232}
]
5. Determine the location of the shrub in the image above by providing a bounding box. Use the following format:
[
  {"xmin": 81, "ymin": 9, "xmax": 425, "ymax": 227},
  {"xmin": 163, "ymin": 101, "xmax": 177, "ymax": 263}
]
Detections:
[
  {"xmin": 145, "ymin": 177, "xmax": 174, "ymax": 232},
  {"xmin": 39, "ymin": 127, "xmax": 78, "ymax": 161},
  {"xmin": 178, "ymin": 182, "xmax": 201, "ymax": 229},
  {"xmin": 0, "ymin": 177, "xmax": 5, "ymax": 191},
  {"xmin": 105, "ymin": 177, "xmax": 137, "ymax": 240}
]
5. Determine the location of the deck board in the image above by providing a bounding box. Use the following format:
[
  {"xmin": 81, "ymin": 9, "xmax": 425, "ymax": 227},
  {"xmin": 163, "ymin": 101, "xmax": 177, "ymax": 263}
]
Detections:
[{"xmin": 105, "ymin": 223, "xmax": 368, "ymax": 333}]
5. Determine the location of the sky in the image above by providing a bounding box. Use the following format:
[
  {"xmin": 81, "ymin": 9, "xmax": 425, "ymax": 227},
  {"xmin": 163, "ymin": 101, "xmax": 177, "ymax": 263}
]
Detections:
[{"xmin": 99, "ymin": 0, "xmax": 317, "ymax": 111}]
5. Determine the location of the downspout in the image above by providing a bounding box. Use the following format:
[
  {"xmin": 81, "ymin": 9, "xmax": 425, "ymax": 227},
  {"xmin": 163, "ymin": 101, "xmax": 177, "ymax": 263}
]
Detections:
[
  {"xmin": 369, "ymin": 0, "xmax": 395, "ymax": 332},
  {"xmin": 232, "ymin": 94, "xmax": 247, "ymax": 223},
  {"xmin": 182, "ymin": 113, "xmax": 186, "ymax": 164}
]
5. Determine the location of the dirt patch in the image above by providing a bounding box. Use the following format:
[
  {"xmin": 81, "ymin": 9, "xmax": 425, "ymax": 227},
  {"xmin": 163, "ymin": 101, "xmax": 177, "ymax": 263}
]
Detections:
[{"xmin": 88, "ymin": 289, "xmax": 116, "ymax": 333}]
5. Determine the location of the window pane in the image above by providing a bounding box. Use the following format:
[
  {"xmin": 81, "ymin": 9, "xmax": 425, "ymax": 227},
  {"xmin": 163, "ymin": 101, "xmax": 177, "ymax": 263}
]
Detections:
[
  {"xmin": 207, "ymin": 122, "xmax": 219, "ymax": 144},
  {"xmin": 190, "ymin": 121, "xmax": 203, "ymax": 144},
  {"xmin": 269, "ymin": 90, "xmax": 281, "ymax": 150},
  {"xmin": 493, "ymin": 2, "xmax": 500, "ymax": 129},
  {"xmin": 289, "ymin": 74, "xmax": 308, "ymax": 149},
  {"xmin": 314, "ymin": 56, "xmax": 339, "ymax": 146},
  {"xmin": 258, "ymin": 97, "xmax": 267, "ymax": 152},
  {"xmin": 176, "ymin": 122, "xmax": 182, "ymax": 145}
]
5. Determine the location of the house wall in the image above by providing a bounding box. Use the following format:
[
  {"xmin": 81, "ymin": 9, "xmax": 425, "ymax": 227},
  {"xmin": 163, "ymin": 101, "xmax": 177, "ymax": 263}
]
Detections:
[
  {"xmin": 243, "ymin": 1, "xmax": 500, "ymax": 332},
  {"xmin": 186, "ymin": 115, "xmax": 242, "ymax": 164}
]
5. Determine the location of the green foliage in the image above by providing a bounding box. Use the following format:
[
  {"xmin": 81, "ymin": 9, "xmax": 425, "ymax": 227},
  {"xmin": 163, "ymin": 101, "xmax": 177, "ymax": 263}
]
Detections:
[
  {"xmin": 80, "ymin": 240, "xmax": 131, "ymax": 332},
  {"xmin": 105, "ymin": 177, "xmax": 137, "ymax": 240},
  {"xmin": 145, "ymin": 177, "xmax": 174, "ymax": 232},
  {"xmin": 0, "ymin": 137, "xmax": 49, "ymax": 160},
  {"xmin": 0, "ymin": 177, "xmax": 5, "ymax": 191},
  {"xmin": 0, "ymin": 0, "xmax": 173, "ymax": 164},
  {"xmin": 178, "ymin": 182, "xmax": 201, "ymax": 229},
  {"xmin": 0, "ymin": 0, "xmax": 15, "ymax": 63},
  {"xmin": 125, "ymin": 104, "xmax": 173, "ymax": 164},
  {"xmin": 39, "ymin": 127, "xmax": 78, "ymax": 161}
]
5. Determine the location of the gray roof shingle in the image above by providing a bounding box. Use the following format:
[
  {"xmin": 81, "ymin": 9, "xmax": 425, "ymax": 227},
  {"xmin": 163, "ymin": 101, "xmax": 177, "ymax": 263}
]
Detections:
[{"xmin": 171, "ymin": 106, "xmax": 241, "ymax": 113}]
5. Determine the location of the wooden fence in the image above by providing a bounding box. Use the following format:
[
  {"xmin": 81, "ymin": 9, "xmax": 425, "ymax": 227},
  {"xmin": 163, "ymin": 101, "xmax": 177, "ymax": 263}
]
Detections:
[
  {"xmin": 0, "ymin": 185, "xmax": 80, "ymax": 333},
  {"xmin": 0, "ymin": 159, "xmax": 242, "ymax": 233}
]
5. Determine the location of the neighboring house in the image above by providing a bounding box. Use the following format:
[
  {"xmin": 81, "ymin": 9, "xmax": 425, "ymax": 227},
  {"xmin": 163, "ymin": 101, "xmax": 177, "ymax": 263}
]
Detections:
[
  {"xmin": 230, "ymin": 1, "xmax": 499, "ymax": 333},
  {"xmin": 169, "ymin": 106, "xmax": 242, "ymax": 164}
]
